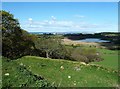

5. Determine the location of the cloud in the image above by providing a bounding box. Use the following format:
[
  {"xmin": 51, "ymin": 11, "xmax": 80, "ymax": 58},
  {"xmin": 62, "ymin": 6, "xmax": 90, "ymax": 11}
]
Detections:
[
  {"xmin": 20, "ymin": 16, "xmax": 117, "ymax": 32},
  {"xmin": 74, "ymin": 15, "xmax": 85, "ymax": 18},
  {"xmin": 28, "ymin": 18, "xmax": 33, "ymax": 21},
  {"xmin": 51, "ymin": 16, "xmax": 56, "ymax": 21}
]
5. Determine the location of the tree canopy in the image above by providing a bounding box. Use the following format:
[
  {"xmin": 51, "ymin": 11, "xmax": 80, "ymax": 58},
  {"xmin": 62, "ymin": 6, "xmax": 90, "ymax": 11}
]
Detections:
[
  {"xmin": 1, "ymin": 10, "xmax": 35, "ymax": 59},
  {"xmin": 35, "ymin": 36, "xmax": 63, "ymax": 58}
]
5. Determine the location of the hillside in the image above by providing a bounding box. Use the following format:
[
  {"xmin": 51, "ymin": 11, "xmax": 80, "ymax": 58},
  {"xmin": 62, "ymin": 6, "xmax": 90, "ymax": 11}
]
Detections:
[
  {"xmin": 3, "ymin": 56, "xmax": 118, "ymax": 87},
  {"xmin": 2, "ymin": 57, "xmax": 51, "ymax": 88}
]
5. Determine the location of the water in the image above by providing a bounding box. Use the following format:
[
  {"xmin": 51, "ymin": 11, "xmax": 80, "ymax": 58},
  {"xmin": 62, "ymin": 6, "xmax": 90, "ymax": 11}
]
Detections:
[{"xmin": 76, "ymin": 38, "xmax": 109, "ymax": 43}]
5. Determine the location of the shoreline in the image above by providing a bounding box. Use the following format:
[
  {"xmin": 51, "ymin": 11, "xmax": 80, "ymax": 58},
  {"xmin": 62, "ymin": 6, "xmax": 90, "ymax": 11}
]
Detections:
[
  {"xmin": 62, "ymin": 38, "xmax": 100, "ymax": 45},
  {"xmin": 62, "ymin": 38, "xmax": 106, "ymax": 48}
]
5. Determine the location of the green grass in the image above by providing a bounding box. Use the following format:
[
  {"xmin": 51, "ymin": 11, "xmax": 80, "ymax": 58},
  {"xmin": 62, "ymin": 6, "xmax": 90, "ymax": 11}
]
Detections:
[
  {"xmin": 2, "ymin": 57, "xmax": 51, "ymax": 87},
  {"xmin": 15, "ymin": 56, "xmax": 118, "ymax": 87},
  {"xmin": 92, "ymin": 48, "xmax": 119, "ymax": 70},
  {"xmin": 2, "ymin": 47, "xmax": 119, "ymax": 87}
]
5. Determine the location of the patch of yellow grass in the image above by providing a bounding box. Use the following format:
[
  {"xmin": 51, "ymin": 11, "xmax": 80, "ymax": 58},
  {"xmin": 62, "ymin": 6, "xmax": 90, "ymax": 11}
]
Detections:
[{"xmin": 62, "ymin": 38, "xmax": 100, "ymax": 47}]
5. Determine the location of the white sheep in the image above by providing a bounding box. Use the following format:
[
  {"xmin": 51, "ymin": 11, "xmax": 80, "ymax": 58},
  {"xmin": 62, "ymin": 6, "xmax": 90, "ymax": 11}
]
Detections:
[
  {"xmin": 68, "ymin": 75, "xmax": 71, "ymax": 78},
  {"xmin": 20, "ymin": 63, "xmax": 23, "ymax": 66},
  {"xmin": 80, "ymin": 62, "xmax": 86, "ymax": 65},
  {"xmin": 60, "ymin": 66, "xmax": 64, "ymax": 70},
  {"xmin": 5, "ymin": 73, "xmax": 9, "ymax": 76}
]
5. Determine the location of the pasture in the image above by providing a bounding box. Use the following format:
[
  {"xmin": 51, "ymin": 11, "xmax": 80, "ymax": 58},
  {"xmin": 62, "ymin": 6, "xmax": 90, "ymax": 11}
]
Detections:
[
  {"xmin": 93, "ymin": 48, "xmax": 119, "ymax": 70},
  {"xmin": 12, "ymin": 56, "xmax": 118, "ymax": 87}
]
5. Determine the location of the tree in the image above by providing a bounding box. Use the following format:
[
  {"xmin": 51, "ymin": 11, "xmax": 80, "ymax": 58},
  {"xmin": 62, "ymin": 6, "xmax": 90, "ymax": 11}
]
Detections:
[
  {"xmin": 1, "ymin": 10, "xmax": 35, "ymax": 59},
  {"xmin": 35, "ymin": 36, "xmax": 62, "ymax": 58},
  {"xmin": 1, "ymin": 11, "xmax": 21, "ymax": 58}
]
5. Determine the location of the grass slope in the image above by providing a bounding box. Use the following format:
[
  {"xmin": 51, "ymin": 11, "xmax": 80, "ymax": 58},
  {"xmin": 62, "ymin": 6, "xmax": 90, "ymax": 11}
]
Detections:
[
  {"xmin": 93, "ymin": 48, "xmax": 119, "ymax": 70},
  {"xmin": 15, "ymin": 56, "xmax": 118, "ymax": 87},
  {"xmin": 2, "ymin": 57, "xmax": 51, "ymax": 88}
]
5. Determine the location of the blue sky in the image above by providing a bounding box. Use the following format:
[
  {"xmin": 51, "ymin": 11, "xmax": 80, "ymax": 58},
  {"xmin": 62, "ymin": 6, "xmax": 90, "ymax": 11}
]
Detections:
[{"xmin": 2, "ymin": 2, "xmax": 118, "ymax": 32}]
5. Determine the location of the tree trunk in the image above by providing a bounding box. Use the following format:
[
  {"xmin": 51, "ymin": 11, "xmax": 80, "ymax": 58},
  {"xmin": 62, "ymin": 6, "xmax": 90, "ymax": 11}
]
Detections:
[{"xmin": 46, "ymin": 52, "xmax": 49, "ymax": 58}]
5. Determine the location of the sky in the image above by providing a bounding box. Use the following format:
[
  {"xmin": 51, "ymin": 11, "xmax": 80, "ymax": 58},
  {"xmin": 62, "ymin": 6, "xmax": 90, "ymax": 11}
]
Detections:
[
  {"xmin": 2, "ymin": 0, "xmax": 120, "ymax": 2},
  {"xmin": 2, "ymin": 2, "xmax": 118, "ymax": 33}
]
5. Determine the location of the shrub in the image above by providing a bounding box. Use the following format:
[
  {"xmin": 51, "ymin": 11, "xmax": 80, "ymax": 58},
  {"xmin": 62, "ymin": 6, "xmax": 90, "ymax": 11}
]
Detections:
[{"xmin": 71, "ymin": 47, "xmax": 102, "ymax": 63}]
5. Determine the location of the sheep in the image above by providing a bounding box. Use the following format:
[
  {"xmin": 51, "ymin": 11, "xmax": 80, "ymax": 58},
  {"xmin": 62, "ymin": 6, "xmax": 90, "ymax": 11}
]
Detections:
[
  {"xmin": 80, "ymin": 62, "xmax": 86, "ymax": 65},
  {"xmin": 60, "ymin": 66, "xmax": 64, "ymax": 70},
  {"xmin": 5, "ymin": 73, "xmax": 9, "ymax": 76}
]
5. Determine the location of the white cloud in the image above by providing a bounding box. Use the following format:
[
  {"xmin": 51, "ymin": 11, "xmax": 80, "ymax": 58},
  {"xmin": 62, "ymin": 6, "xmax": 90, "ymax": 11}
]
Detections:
[
  {"xmin": 74, "ymin": 15, "xmax": 85, "ymax": 18},
  {"xmin": 28, "ymin": 18, "xmax": 33, "ymax": 21},
  {"xmin": 20, "ymin": 16, "xmax": 117, "ymax": 32},
  {"xmin": 51, "ymin": 16, "xmax": 56, "ymax": 21}
]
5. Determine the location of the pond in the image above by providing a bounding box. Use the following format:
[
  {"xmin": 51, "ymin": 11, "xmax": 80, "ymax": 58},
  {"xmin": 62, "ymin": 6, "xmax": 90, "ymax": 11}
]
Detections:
[{"xmin": 75, "ymin": 38, "xmax": 110, "ymax": 43}]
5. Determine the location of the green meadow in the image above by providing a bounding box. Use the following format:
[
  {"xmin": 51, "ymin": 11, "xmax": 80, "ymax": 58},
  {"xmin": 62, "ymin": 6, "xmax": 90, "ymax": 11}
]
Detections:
[
  {"xmin": 2, "ymin": 47, "xmax": 119, "ymax": 87},
  {"xmin": 91, "ymin": 48, "xmax": 119, "ymax": 70}
]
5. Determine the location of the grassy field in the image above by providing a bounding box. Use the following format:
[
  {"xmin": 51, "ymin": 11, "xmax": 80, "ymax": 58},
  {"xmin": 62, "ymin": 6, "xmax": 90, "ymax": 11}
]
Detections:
[
  {"xmin": 2, "ymin": 46, "xmax": 119, "ymax": 87},
  {"xmin": 92, "ymin": 48, "xmax": 119, "ymax": 70},
  {"xmin": 11, "ymin": 56, "xmax": 118, "ymax": 87}
]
